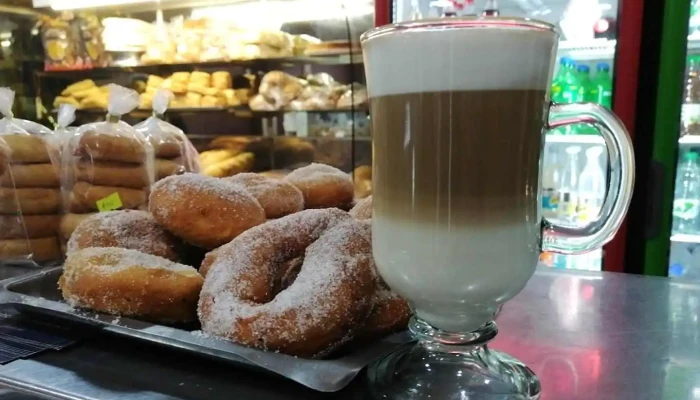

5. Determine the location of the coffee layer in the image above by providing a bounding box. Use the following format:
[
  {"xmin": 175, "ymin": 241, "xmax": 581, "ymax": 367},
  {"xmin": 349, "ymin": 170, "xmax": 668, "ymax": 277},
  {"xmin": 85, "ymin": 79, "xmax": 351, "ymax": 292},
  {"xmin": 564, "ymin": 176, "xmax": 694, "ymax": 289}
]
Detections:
[{"xmin": 372, "ymin": 89, "xmax": 546, "ymax": 226}]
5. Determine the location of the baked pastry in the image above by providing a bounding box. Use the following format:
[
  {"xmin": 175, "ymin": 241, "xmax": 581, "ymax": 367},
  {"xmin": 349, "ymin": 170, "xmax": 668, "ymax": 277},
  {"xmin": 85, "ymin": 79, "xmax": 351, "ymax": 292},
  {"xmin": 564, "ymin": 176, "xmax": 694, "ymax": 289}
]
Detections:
[
  {"xmin": 149, "ymin": 173, "xmax": 266, "ymax": 249},
  {"xmin": 212, "ymin": 71, "xmax": 232, "ymax": 90},
  {"xmin": 0, "ymin": 163, "xmax": 60, "ymax": 188},
  {"xmin": 198, "ymin": 209, "xmax": 375, "ymax": 357},
  {"xmin": 156, "ymin": 158, "xmax": 185, "ymax": 179},
  {"xmin": 59, "ymin": 213, "xmax": 96, "ymax": 241},
  {"xmin": 74, "ymin": 160, "xmax": 150, "ymax": 189},
  {"xmin": 0, "ymin": 188, "xmax": 61, "ymax": 215},
  {"xmin": 0, "ymin": 237, "xmax": 61, "ymax": 262},
  {"xmin": 67, "ymin": 210, "xmax": 180, "ymax": 262},
  {"xmin": 0, "ymin": 138, "xmax": 9, "ymax": 177},
  {"xmin": 226, "ymin": 173, "xmax": 304, "ymax": 219},
  {"xmin": 61, "ymin": 79, "xmax": 96, "ymax": 96},
  {"xmin": 2, "ymin": 135, "xmax": 52, "ymax": 163},
  {"xmin": 0, "ymin": 215, "xmax": 60, "ymax": 239},
  {"xmin": 74, "ymin": 131, "xmax": 148, "ymax": 164},
  {"xmin": 357, "ymin": 284, "xmax": 411, "ymax": 341},
  {"xmin": 59, "ymin": 247, "xmax": 203, "ymax": 323},
  {"xmin": 69, "ymin": 182, "xmax": 146, "ymax": 213},
  {"xmin": 349, "ymin": 195, "xmax": 372, "ymax": 220},
  {"xmin": 285, "ymin": 163, "xmax": 354, "ymax": 209}
]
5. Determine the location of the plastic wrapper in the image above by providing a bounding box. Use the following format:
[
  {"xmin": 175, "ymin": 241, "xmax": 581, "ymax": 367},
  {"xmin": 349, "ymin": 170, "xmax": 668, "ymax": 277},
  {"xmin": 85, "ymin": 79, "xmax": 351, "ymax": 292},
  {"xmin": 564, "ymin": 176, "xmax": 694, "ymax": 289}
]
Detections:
[
  {"xmin": 0, "ymin": 88, "xmax": 62, "ymax": 265},
  {"xmin": 60, "ymin": 84, "xmax": 154, "ymax": 248},
  {"xmin": 134, "ymin": 89, "xmax": 200, "ymax": 181}
]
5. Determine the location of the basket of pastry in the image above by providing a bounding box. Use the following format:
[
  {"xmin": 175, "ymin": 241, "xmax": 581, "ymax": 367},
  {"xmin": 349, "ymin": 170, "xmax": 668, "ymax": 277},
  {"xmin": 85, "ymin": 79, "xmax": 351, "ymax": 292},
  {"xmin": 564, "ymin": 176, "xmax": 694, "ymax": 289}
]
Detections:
[{"xmin": 1, "ymin": 164, "xmax": 409, "ymax": 392}]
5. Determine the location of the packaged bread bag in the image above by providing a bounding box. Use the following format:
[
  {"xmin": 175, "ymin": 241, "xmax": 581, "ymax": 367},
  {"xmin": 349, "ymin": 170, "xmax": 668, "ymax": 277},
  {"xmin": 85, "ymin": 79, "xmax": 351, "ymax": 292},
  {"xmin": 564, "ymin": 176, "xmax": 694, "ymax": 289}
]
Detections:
[
  {"xmin": 134, "ymin": 88, "xmax": 199, "ymax": 181},
  {"xmin": 59, "ymin": 84, "xmax": 155, "ymax": 246},
  {"xmin": 0, "ymin": 88, "xmax": 62, "ymax": 265}
]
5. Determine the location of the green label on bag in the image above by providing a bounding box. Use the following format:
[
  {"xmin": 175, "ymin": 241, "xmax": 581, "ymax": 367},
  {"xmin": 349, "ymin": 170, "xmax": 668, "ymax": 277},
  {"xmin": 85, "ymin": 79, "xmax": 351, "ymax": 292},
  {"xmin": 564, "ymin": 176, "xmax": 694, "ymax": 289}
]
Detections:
[{"xmin": 96, "ymin": 192, "xmax": 122, "ymax": 212}]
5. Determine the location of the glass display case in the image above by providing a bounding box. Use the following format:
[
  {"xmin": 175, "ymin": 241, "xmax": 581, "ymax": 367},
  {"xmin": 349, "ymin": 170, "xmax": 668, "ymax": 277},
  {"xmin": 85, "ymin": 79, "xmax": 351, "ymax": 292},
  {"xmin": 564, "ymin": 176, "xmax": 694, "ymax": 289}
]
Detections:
[
  {"xmin": 30, "ymin": 0, "xmax": 372, "ymax": 195},
  {"xmin": 378, "ymin": 0, "xmax": 628, "ymax": 271}
]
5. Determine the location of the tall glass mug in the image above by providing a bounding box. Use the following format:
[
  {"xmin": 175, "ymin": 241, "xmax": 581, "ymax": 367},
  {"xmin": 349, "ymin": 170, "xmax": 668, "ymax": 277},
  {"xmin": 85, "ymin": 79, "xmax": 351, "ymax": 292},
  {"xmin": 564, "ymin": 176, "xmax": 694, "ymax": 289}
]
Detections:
[{"xmin": 362, "ymin": 18, "xmax": 634, "ymax": 399}]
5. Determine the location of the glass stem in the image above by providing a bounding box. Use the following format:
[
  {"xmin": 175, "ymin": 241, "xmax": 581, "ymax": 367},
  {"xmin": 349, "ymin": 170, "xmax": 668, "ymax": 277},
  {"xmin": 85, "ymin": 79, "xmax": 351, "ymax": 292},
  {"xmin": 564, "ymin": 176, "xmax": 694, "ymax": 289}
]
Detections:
[{"xmin": 409, "ymin": 317, "xmax": 498, "ymax": 351}]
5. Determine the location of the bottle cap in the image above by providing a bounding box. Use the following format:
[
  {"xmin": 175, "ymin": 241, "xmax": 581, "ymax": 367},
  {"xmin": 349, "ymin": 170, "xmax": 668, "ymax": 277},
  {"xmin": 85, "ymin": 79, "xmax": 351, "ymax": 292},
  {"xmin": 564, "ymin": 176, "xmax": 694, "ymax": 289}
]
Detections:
[
  {"xmin": 596, "ymin": 62, "xmax": 610, "ymax": 72},
  {"xmin": 577, "ymin": 65, "xmax": 590, "ymax": 73}
]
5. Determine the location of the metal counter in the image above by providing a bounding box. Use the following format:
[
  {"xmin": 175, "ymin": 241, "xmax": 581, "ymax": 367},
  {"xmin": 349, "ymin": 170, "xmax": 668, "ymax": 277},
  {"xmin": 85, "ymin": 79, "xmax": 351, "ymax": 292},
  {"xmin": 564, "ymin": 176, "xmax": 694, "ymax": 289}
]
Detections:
[{"xmin": 0, "ymin": 268, "xmax": 697, "ymax": 400}]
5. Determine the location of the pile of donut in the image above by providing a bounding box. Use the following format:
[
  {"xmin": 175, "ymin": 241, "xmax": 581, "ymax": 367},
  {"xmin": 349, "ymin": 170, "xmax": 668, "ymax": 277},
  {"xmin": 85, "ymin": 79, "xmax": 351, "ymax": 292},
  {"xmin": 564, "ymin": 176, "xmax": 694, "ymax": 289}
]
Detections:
[{"xmin": 58, "ymin": 163, "xmax": 409, "ymax": 358}]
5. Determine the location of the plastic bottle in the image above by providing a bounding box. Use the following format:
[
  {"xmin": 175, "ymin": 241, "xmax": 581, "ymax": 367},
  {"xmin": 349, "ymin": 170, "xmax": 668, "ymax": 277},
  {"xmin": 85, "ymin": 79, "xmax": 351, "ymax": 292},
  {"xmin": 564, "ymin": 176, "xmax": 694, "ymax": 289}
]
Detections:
[
  {"xmin": 577, "ymin": 146, "xmax": 606, "ymax": 223},
  {"xmin": 551, "ymin": 57, "xmax": 570, "ymax": 104},
  {"xmin": 558, "ymin": 146, "xmax": 582, "ymax": 224},
  {"xmin": 576, "ymin": 65, "xmax": 591, "ymax": 102},
  {"xmin": 482, "ymin": 0, "xmax": 499, "ymax": 16},
  {"xmin": 591, "ymin": 63, "xmax": 613, "ymax": 108},
  {"xmin": 542, "ymin": 148, "xmax": 561, "ymax": 219},
  {"xmin": 685, "ymin": 56, "xmax": 700, "ymax": 104},
  {"xmin": 560, "ymin": 58, "xmax": 579, "ymax": 104},
  {"xmin": 673, "ymin": 152, "xmax": 700, "ymax": 235},
  {"xmin": 691, "ymin": 0, "xmax": 700, "ymax": 36}
]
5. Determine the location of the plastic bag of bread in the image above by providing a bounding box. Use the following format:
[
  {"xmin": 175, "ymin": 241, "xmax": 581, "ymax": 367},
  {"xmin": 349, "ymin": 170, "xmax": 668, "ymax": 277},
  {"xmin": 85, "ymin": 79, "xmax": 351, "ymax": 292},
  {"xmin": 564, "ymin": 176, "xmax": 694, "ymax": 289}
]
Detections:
[
  {"xmin": 134, "ymin": 89, "xmax": 199, "ymax": 181},
  {"xmin": 59, "ymin": 84, "xmax": 155, "ymax": 247},
  {"xmin": 0, "ymin": 88, "xmax": 62, "ymax": 265}
]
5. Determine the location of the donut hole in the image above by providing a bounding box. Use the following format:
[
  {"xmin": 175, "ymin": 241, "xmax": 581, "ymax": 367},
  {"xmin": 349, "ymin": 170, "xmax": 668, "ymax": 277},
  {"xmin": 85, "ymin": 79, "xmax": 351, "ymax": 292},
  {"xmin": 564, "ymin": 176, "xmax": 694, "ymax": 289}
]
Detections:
[{"xmin": 271, "ymin": 255, "xmax": 304, "ymax": 297}]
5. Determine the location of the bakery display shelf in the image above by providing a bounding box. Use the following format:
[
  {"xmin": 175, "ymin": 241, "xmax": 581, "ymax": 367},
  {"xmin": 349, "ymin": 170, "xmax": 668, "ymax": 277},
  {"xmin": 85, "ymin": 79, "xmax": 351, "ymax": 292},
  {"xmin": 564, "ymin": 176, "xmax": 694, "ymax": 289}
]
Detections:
[
  {"xmin": 54, "ymin": 106, "xmax": 368, "ymax": 119},
  {"xmin": 36, "ymin": 54, "xmax": 362, "ymax": 78},
  {"xmin": 0, "ymin": 267, "xmax": 411, "ymax": 393}
]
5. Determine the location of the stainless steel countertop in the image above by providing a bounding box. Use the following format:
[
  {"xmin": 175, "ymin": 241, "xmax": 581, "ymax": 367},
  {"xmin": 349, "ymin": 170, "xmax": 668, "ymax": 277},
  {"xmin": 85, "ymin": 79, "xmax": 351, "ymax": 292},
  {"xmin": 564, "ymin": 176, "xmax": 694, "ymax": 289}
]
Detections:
[{"xmin": 0, "ymin": 268, "xmax": 697, "ymax": 400}]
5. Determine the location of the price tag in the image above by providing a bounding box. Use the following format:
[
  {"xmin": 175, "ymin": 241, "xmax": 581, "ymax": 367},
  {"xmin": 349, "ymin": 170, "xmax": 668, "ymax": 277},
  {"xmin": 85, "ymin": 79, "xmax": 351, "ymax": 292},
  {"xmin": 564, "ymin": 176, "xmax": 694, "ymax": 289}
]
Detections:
[{"xmin": 96, "ymin": 192, "xmax": 122, "ymax": 212}]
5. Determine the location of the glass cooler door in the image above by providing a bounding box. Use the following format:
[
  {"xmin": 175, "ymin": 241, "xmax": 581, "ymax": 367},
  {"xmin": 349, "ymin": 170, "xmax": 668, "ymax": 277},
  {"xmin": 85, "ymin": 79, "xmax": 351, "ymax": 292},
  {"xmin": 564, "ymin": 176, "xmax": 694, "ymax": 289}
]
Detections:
[
  {"xmin": 378, "ymin": 0, "xmax": 622, "ymax": 271},
  {"xmin": 666, "ymin": 2, "xmax": 700, "ymax": 279}
]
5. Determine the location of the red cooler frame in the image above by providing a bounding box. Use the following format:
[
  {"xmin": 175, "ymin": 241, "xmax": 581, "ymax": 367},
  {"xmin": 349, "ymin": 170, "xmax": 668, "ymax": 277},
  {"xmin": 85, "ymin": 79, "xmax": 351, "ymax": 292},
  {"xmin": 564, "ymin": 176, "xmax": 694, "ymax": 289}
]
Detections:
[{"xmin": 372, "ymin": 0, "xmax": 643, "ymax": 273}]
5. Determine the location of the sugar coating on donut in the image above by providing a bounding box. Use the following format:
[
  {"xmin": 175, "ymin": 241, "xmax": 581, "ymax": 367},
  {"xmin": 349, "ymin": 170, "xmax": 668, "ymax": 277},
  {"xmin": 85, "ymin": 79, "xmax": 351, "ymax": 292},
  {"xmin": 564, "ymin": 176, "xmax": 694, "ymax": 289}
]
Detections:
[
  {"xmin": 285, "ymin": 163, "xmax": 351, "ymax": 184},
  {"xmin": 227, "ymin": 173, "xmax": 303, "ymax": 217},
  {"xmin": 150, "ymin": 173, "xmax": 260, "ymax": 218},
  {"xmin": 200, "ymin": 209, "xmax": 373, "ymax": 352},
  {"xmin": 61, "ymin": 247, "xmax": 197, "ymax": 300},
  {"xmin": 67, "ymin": 210, "xmax": 175, "ymax": 257}
]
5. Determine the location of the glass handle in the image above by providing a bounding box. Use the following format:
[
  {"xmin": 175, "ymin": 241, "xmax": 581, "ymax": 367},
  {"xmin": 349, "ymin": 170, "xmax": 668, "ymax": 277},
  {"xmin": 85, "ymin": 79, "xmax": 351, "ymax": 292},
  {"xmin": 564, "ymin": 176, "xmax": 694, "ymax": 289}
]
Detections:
[{"xmin": 542, "ymin": 103, "xmax": 635, "ymax": 254}]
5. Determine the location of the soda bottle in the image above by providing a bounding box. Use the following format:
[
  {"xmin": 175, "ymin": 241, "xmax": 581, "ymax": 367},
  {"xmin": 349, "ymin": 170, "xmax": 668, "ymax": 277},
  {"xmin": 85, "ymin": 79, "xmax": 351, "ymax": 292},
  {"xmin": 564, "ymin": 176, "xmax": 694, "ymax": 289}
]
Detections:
[
  {"xmin": 685, "ymin": 55, "xmax": 700, "ymax": 104},
  {"xmin": 576, "ymin": 64, "xmax": 591, "ymax": 102},
  {"xmin": 590, "ymin": 63, "xmax": 613, "ymax": 108},
  {"xmin": 550, "ymin": 57, "xmax": 570, "ymax": 104},
  {"xmin": 560, "ymin": 58, "xmax": 579, "ymax": 104},
  {"xmin": 673, "ymin": 152, "xmax": 700, "ymax": 235},
  {"xmin": 577, "ymin": 146, "xmax": 606, "ymax": 223}
]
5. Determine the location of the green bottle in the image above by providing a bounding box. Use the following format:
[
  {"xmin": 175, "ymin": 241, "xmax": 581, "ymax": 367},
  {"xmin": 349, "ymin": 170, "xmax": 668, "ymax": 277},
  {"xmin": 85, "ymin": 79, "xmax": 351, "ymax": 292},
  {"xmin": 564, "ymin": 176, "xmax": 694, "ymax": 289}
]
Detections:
[
  {"xmin": 559, "ymin": 59, "xmax": 580, "ymax": 135},
  {"xmin": 591, "ymin": 63, "xmax": 613, "ymax": 108},
  {"xmin": 550, "ymin": 57, "xmax": 571, "ymax": 104},
  {"xmin": 576, "ymin": 64, "xmax": 596, "ymax": 135}
]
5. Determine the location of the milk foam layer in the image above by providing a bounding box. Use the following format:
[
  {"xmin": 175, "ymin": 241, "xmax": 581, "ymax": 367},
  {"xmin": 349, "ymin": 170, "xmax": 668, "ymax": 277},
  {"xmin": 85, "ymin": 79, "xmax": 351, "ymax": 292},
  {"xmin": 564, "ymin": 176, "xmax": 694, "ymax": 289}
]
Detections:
[
  {"xmin": 373, "ymin": 216, "xmax": 540, "ymax": 332},
  {"xmin": 362, "ymin": 25, "xmax": 558, "ymax": 97}
]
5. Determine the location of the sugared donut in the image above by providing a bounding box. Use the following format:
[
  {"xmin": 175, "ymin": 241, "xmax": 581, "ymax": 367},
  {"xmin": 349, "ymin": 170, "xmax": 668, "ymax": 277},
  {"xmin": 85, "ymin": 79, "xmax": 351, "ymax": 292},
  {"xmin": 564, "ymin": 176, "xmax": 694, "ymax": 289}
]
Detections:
[
  {"xmin": 59, "ymin": 247, "xmax": 203, "ymax": 323},
  {"xmin": 198, "ymin": 209, "xmax": 376, "ymax": 358},
  {"xmin": 149, "ymin": 173, "xmax": 266, "ymax": 249},
  {"xmin": 199, "ymin": 247, "xmax": 219, "ymax": 278},
  {"xmin": 349, "ymin": 195, "xmax": 372, "ymax": 220},
  {"xmin": 226, "ymin": 173, "xmax": 303, "ymax": 218},
  {"xmin": 357, "ymin": 284, "xmax": 411, "ymax": 341},
  {"xmin": 67, "ymin": 210, "xmax": 181, "ymax": 261},
  {"xmin": 0, "ymin": 138, "xmax": 10, "ymax": 177},
  {"xmin": 284, "ymin": 163, "xmax": 354, "ymax": 210}
]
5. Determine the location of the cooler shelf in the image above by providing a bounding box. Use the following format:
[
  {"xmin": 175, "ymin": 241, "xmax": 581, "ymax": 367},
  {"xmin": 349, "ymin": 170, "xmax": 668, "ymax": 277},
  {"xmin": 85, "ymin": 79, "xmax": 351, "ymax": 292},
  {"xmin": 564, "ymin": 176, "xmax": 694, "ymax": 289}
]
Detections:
[
  {"xmin": 545, "ymin": 135, "xmax": 605, "ymax": 145},
  {"xmin": 670, "ymin": 234, "xmax": 700, "ymax": 244},
  {"xmin": 557, "ymin": 39, "xmax": 616, "ymax": 61}
]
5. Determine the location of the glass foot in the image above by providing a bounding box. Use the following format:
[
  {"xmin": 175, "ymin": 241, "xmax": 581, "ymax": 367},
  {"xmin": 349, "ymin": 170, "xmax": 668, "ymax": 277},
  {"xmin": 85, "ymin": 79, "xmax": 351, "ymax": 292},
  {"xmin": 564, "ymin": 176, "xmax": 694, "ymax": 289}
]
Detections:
[{"xmin": 367, "ymin": 319, "xmax": 540, "ymax": 400}]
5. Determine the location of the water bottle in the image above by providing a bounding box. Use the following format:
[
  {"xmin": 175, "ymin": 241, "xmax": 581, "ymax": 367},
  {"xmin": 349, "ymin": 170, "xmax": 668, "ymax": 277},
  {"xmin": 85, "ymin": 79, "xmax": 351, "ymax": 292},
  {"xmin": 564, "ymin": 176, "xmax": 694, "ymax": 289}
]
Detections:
[
  {"xmin": 541, "ymin": 148, "xmax": 561, "ymax": 219},
  {"xmin": 673, "ymin": 152, "xmax": 700, "ymax": 235},
  {"xmin": 577, "ymin": 147, "xmax": 606, "ymax": 223},
  {"xmin": 558, "ymin": 146, "xmax": 581, "ymax": 225},
  {"xmin": 590, "ymin": 63, "xmax": 613, "ymax": 108}
]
